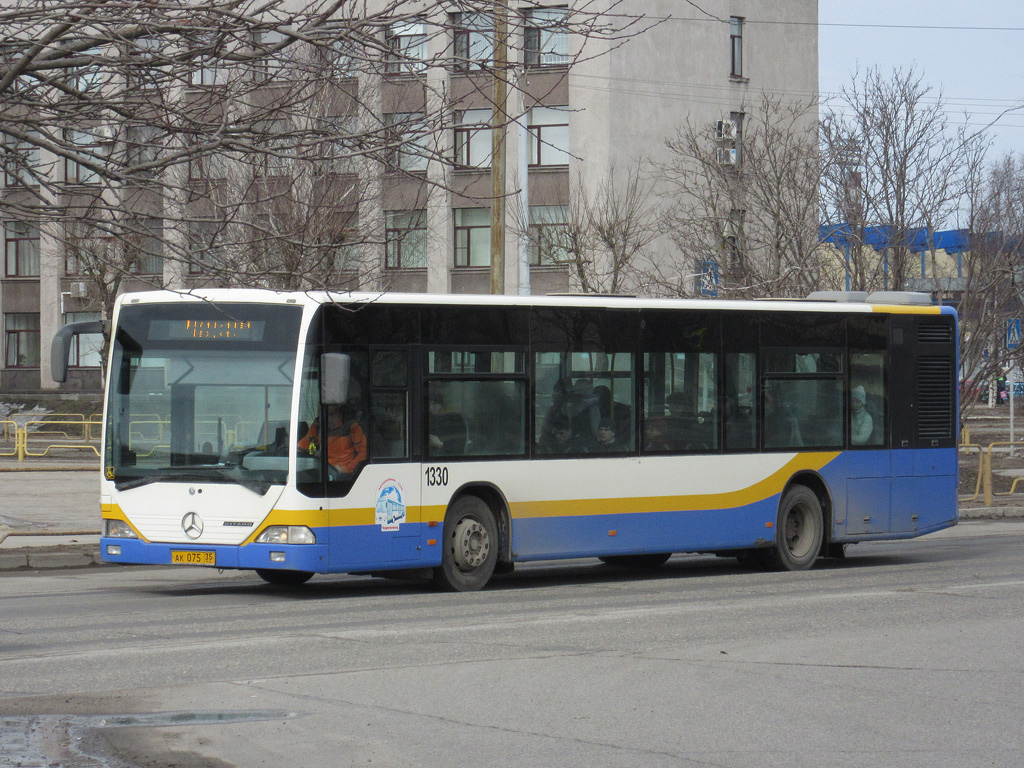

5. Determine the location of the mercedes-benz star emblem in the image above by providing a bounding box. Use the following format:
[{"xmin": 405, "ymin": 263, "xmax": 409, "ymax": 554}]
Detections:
[{"xmin": 182, "ymin": 512, "xmax": 204, "ymax": 540}]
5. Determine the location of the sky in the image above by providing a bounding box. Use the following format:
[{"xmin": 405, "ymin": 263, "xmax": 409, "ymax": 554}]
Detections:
[{"xmin": 818, "ymin": 0, "xmax": 1024, "ymax": 161}]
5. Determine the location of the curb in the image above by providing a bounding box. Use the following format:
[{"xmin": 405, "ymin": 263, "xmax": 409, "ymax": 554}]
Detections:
[{"xmin": 0, "ymin": 545, "xmax": 105, "ymax": 571}]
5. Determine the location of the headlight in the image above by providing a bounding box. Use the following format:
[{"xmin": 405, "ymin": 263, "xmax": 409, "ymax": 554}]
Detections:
[
  {"xmin": 104, "ymin": 519, "xmax": 138, "ymax": 539},
  {"xmin": 255, "ymin": 525, "xmax": 316, "ymax": 545}
]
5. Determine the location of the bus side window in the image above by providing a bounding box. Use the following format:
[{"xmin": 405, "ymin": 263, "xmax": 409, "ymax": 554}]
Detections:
[
  {"xmin": 370, "ymin": 350, "xmax": 409, "ymax": 459},
  {"xmin": 851, "ymin": 352, "xmax": 885, "ymax": 447},
  {"xmin": 724, "ymin": 353, "xmax": 756, "ymax": 451}
]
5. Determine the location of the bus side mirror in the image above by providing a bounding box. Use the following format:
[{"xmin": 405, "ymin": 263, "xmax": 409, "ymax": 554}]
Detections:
[
  {"xmin": 321, "ymin": 353, "xmax": 351, "ymax": 405},
  {"xmin": 51, "ymin": 320, "xmax": 106, "ymax": 383}
]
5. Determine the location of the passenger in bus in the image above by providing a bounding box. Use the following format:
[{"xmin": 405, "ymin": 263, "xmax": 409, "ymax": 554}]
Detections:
[
  {"xmin": 567, "ymin": 379, "xmax": 601, "ymax": 443},
  {"xmin": 850, "ymin": 385, "xmax": 873, "ymax": 446},
  {"xmin": 646, "ymin": 391, "xmax": 691, "ymax": 451},
  {"xmin": 764, "ymin": 386, "xmax": 803, "ymax": 447},
  {"xmin": 428, "ymin": 389, "xmax": 468, "ymax": 455},
  {"xmin": 297, "ymin": 381, "xmax": 367, "ymax": 476},
  {"xmin": 593, "ymin": 417, "xmax": 624, "ymax": 452},
  {"xmin": 538, "ymin": 412, "xmax": 575, "ymax": 454},
  {"xmin": 724, "ymin": 395, "xmax": 754, "ymax": 450},
  {"xmin": 594, "ymin": 385, "xmax": 631, "ymax": 444}
]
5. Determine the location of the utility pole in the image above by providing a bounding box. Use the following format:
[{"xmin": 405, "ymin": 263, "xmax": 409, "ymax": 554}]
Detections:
[{"xmin": 490, "ymin": 1, "xmax": 508, "ymax": 295}]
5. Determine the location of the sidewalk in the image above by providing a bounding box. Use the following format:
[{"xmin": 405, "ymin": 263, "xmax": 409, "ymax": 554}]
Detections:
[{"xmin": 1, "ymin": 465, "xmax": 1021, "ymax": 571}]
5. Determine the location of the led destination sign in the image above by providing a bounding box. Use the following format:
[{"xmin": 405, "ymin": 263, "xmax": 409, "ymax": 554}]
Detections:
[{"xmin": 149, "ymin": 318, "xmax": 266, "ymax": 342}]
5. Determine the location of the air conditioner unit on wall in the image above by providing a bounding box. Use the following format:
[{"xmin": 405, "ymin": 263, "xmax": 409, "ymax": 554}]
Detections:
[
  {"xmin": 70, "ymin": 280, "xmax": 89, "ymax": 298},
  {"xmin": 716, "ymin": 147, "xmax": 738, "ymax": 166},
  {"xmin": 715, "ymin": 119, "xmax": 738, "ymax": 141}
]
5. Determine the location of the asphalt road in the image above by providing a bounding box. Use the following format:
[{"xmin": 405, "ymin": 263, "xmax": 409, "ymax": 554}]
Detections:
[{"xmin": 2, "ymin": 523, "xmax": 1023, "ymax": 768}]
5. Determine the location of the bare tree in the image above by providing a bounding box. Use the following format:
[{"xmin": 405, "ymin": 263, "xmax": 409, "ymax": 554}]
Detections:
[
  {"xmin": 954, "ymin": 153, "xmax": 1024, "ymax": 422},
  {"xmin": 819, "ymin": 66, "xmax": 987, "ymax": 293},
  {"xmin": 510, "ymin": 163, "xmax": 659, "ymax": 294},
  {"xmin": 659, "ymin": 93, "xmax": 822, "ymax": 299},
  {"xmin": 0, "ymin": 0, "xmax": 650, "ymax": 321}
]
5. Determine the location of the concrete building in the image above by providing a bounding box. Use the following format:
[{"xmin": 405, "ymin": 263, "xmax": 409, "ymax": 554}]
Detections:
[{"xmin": 1, "ymin": 1, "xmax": 818, "ymax": 396}]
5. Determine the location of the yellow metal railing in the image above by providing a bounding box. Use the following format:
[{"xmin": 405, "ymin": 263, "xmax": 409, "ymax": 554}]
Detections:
[
  {"xmin": 982, "ymin": 441, "xmax": 1024, "ymax": 505},
  {"xmin": 0, "ymin": 420, "xmax": 22, "ymax": 457},
  {"xmin": 21, "ymin": 419, "xmax": 99, "ymax": 458},
  {"xmin": 958, "ymin": 442, "xmax": 983, "ymax": 502}
]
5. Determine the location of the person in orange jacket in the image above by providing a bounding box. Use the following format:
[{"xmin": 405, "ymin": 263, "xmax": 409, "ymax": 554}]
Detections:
[{"xmin": 298, "ymin": 383, "xmax": 367, "ymax": 476}]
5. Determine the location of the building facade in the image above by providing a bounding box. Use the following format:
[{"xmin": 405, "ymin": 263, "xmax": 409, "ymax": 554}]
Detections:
[{"xmin": 1, "ymin": 1, "xmax": 818, "ymax": 394}]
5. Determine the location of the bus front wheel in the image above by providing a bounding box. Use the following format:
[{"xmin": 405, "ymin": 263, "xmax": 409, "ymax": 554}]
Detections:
[
  {"xmin": 433, "ymin": 496, "xmax": 498, "ymax": 592},
  {"xmin": 764, "ymin": 485, "xmax": 823, "ymax": 571}
]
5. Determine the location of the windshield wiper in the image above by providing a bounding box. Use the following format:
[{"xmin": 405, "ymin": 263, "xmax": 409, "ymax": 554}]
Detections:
[{"xmin": 114, "ymin": 467, "xmax": 272, "ymax": 495}]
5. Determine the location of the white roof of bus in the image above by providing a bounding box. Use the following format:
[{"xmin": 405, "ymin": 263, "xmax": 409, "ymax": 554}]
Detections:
[{"xmin": 115, "ymin": 289, "xmax": 949, "ymax": 315}]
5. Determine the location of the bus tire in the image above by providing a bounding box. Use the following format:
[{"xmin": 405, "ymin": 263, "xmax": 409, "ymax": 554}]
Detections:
[
  {"xmin": 764, "ymin": 485, "xmax": 823, "ymax": 571},
  {"xmin": 255, "ymin": 569, "xmax": 314, "ymax": 586},
  {"xmin": 599, "ymin": 553, "xmax": 671, "ymax": 568},
  {"xmin": 433, "ymin": 495, "xmax": 498, "ymax": 592}
]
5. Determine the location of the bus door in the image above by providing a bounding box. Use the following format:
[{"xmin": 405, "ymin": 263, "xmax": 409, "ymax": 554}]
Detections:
[
  {"xmin": 363, "ymin": 347, "xmax": 422, "ymax": 563},
  {"xmin": 305, "ymin": 346, "xmax": 423, "ymax": 567}
]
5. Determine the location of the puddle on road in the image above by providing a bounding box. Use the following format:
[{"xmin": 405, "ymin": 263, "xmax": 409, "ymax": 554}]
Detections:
[{"xmin": 2, "ymin": 710, "xmax": 298, "ymax": 767}]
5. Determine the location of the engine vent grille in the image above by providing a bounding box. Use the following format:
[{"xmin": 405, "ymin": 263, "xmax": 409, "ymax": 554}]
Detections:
[
  {"xmin": 917, "ymin": 356, "xmax": 954, "ymax": 440},
  {"xmin": 918, "ymin": 324, "xmax": 953, "ymax": 344}
]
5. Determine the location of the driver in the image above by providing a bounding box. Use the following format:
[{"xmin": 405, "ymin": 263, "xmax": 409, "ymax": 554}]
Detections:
[{"xmin": 298, "ymin": 381, "xmax": 367, "ymax": 476}]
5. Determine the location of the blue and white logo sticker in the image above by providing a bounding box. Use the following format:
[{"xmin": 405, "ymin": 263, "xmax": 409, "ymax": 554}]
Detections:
[{"xmin": 375, "ymin": 479, "xmax": 406, "ymax": 531}]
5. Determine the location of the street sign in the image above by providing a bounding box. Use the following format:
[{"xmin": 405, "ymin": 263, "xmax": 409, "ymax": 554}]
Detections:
[
  {"xmin": 699, "ymin": 260, "xmax": 719, "ymax": 297},
  {"xmin": 1008, "ymin": 318, "xmax": 1021, "ymax": 351}
]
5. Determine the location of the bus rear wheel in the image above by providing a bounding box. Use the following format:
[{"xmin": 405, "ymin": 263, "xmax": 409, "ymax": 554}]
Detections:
[
  {"xmin": 433, "ymin": 496, "xmax": 498, "ymax": 592},
  {"xmin": 255, "ymin": 569, "xmax": 314, "ymax": 586},
  {"xmin": 764, "ymin": 485, "xmax": 823, "ymax": 571}
]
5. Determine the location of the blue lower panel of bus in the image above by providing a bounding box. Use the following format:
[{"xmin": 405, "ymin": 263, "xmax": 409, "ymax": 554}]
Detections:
[
  {"xmin": 510, "ymin": 497, "xmax": 781, "ymax": 561},
  {"xmin": 101, "ymin": 526, "xmax": 434, "ymax": 573},
  {"xmin": 101, "ymin": 538, "xmax": 332, "ymax": 572}
]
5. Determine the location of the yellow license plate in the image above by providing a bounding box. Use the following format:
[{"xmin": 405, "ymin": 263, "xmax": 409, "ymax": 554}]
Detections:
[{"xmin": 171, "ymin": 550, "xmax": 216, "ymax": 566}]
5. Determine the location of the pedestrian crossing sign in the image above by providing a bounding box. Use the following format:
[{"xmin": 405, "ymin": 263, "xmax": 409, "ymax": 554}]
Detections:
[{"xmin": 1008, "ymin": 318, "xmax": 1021, "ymax": 351}]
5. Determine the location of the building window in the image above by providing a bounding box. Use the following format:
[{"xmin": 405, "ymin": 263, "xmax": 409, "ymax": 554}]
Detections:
[
  {"xmin": 188, "ymin": 220, "xmax": 228, "ymax": 274},
  {"xmin": 724, "ymin": 209, "xmax": 745, "ymax": 269},
  {"xmin": 4, "ymin": 313, "xmax": 40, "ymax": 368},
  {"xmin": 385, "ymin": 20, "xmax": 427, "ymax": 75},
  {"xmin": 386, "ymin": 210, "xmax": 427, "ymax": 269},
  {"xmin": 256, "ymin": 119, "xmax": 294, "ymax": 176},
  {"xmin": 125, "ymin": 37, "xmax": 162, "ymax": 90},
  {"xmin": 128, "ymin": 218, "xmax": 163, "ymax": 276},
  {"xmin": 4, "ymin": 220, "xmax": 39, "ymax": 277},
  {"xmin": 528, "ymin": 106, "xmax": 570, "ymax": 166},
  {"xmin": 65, "ymin": 128, "xmax": 107, "ymax": 185},
  {"xmin": 253, "ymin": 28, "xmax": 288, "ymax": 80},
  {"xmin": 2, "ymin": 132, "xmax": 40, "ymax": 186},
  {"xmin": 190, "ymin": 35, "xmax": 228, "ymax": 87},
  {"xmin": 66, "ymin": 311, "xmax": 103, "ymax": 368},
  {"xmin": 454, "ymin": 208, "xmax": 491, "ymax": 267},
  {"xmin": 69, "ymin": 47, "xmax": 104, "ymax": 93},
  {"xmin": 386, "ymin": 112, "xmax": 430, "ymax": 172},
  {"xmin": 454, "ymin": 109, "xmax": 492, "ymax": 168},
  {"xmin": 524, "ymin": 7, "xmax": 569, "ymax": 66},
  {"xmin": 188, "ymin": 152, "xmax": 230, "ymax": 181},
  {"xmin": 730, "ymin": 17, "xmax": 744, "ymax": 78},
  {"xmin": 528, "ymin": 205, "xmax": 570, "ymax": 265},
  {"xmin": 452, "ymin": 12, "xmax": 493, "ymax": 70}
]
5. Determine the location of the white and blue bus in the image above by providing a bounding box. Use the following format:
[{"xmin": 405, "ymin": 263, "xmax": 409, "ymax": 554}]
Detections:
[{"xmin": 53, "ymin": 289, "xmax": 958, "ymax": 590}]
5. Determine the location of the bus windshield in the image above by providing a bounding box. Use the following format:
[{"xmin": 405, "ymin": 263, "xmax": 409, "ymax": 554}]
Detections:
[{"xmin": 105, "ymin": 302, "xmax": 303, "ymax": 492}]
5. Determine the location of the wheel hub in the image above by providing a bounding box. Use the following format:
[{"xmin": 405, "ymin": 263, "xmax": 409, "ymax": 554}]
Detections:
[{"xmin": 452, "ymin": 517, "xmax": 489, "ymax": 571}]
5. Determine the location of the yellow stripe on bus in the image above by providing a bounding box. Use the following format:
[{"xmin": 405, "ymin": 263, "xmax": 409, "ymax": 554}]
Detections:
[
  {"xmin": 510, "ymin": 452, "xmax": 840, "ymax": 519},
  {"xmin": 870, "ymin": 304, "xmax": 942, "ymax": 314}
]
